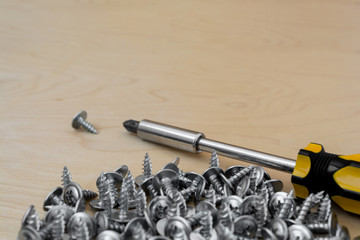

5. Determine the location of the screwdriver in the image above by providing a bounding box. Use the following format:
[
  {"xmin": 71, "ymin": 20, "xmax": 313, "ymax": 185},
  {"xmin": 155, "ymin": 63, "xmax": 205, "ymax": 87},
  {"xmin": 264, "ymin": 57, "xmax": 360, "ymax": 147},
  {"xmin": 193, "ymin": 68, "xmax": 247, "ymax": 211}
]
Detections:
[{"xmin": 123, "ymin": 119, "xmax": 360, "ymax": 215}]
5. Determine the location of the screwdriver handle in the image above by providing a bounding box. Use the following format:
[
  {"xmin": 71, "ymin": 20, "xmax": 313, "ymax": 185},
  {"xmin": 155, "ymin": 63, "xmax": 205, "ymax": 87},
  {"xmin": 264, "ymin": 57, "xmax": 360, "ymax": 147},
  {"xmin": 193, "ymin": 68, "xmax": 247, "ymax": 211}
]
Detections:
[{"xmin": 291, "ymin": 143, "xmax": 360, "ymax": 214}]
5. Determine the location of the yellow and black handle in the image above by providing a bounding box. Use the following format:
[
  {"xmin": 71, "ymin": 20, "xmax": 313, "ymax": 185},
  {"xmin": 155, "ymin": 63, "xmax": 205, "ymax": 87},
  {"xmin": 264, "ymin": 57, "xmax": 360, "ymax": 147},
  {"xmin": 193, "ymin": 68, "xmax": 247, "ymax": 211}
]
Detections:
[{"xmin": 292, "ymin": 143, "xmax": 360, "ymax": 215}]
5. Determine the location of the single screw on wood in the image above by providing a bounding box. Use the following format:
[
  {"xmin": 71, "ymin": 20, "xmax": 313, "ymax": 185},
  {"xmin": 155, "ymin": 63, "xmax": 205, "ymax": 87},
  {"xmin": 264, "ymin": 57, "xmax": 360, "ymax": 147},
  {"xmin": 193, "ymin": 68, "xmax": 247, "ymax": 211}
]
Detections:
[{"xmin": 72, "ymin": 110, "xmax": 98, "ymax": 134}]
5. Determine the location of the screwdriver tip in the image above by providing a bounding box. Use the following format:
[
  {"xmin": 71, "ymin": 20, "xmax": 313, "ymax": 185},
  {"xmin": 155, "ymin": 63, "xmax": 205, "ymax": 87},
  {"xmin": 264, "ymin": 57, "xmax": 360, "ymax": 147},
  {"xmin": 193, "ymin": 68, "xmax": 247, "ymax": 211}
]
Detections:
[{"xmin": 123, "ymin": 119, "xmax": 139, "ymax": 133}]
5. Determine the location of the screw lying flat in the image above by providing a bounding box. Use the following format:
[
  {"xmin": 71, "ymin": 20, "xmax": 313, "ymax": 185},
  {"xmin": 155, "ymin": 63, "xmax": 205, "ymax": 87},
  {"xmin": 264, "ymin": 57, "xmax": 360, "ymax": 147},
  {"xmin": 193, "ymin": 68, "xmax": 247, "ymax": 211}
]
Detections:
[{"xmin": 72, "ymin": 110, "xmax": 98, "ymax": 134}]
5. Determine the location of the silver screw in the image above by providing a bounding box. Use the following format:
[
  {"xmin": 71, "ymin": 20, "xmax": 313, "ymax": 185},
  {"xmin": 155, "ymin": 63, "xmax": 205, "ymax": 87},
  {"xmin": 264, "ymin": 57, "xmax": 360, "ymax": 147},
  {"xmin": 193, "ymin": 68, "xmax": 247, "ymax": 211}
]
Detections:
[
  {"xmin": 63, "ymin": 181, "xmax": 97, "ymax": 207},
  {"xmin": 110, "ymin": 181, "xmax": 136, "ymax": 223},
  {"xmin": 62, "ymin": 166, "xmax": 72, "ymax": 186},
  {"xmin": 306, "ymin": 212, "xmax": 337, "ymax": 236},
  {"xmin": 124, "ymin": 170, "xmax": 137, "ymax": 208},
  {"xmin": 209, "ymin": 150, "xmax": 220, "ymax": 168},
  {"xmin": 296, "ymin": 191, "xmax": 324, "ymax": 223},
  {"xmin": 153, "ymin": 169, "xmax": 179, "ymax": 199},
  {"xmin": 220, "ymin": 165, "xmax": 254, "ymax": 192},
  {"xmin": 91, "ymin": 173, "xmax": 118, "ymax": 210},
  {"xmin": 51, "ymin": 209, "xmax": 65, "ymax": 240},
  {"xmin": 202, "ymin": 167, "xmax": 226, "ymax": 195},
  {"xmin": 67, "ymin": 212, "xmax": 96, "ymax": 239},
  {"xmin": 72, "ymin": 110, "xmax": 98, "ymax": 134},
  {"xmin": 135, "ymin": 153, "xmax": 153, "ymax": 186},
  {"xmin": 21, "ymin": 205, "xmax": 42, "ymax": 231},
  {"xmin": 277, "ymin": 190, "xmax": 296, "ymax": 219},
  {"xmin": 218, "ymin": 203, "xmax": 233, "ymax": 231},
  {"xmin": 136, "ymin": 188, "xmax": 147, "ymax": 217},
  {"xmin": 317, "ymin": 194, "xmax": 331, "ymax": 223},
  {"xmin": 148, "ymin": 196, "xmax": 172, "ymax": 222}
]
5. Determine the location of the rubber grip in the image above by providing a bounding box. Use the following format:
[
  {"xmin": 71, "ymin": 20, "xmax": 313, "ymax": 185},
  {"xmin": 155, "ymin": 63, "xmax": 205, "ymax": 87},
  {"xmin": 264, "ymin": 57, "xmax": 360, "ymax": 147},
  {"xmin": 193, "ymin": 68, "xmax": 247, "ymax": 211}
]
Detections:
[{"xmin": 291, "ymin": 143, "xmax": 360, "ymax": 215}]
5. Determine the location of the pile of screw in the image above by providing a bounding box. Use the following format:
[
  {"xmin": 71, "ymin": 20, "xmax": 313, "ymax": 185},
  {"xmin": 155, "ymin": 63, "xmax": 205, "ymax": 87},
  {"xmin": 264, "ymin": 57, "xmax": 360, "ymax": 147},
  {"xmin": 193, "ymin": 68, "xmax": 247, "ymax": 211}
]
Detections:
[{"xmin": 18, "ymin": 151, "xmax": 351, "ymax": 240}]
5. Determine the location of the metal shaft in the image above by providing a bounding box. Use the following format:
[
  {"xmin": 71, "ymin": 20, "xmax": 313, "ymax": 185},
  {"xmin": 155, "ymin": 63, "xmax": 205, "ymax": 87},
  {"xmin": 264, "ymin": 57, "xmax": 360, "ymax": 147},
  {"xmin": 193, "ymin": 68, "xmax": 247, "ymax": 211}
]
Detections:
[{"xmin": 133, "ymin": 119, "xmax": 296, "ymax": 173}]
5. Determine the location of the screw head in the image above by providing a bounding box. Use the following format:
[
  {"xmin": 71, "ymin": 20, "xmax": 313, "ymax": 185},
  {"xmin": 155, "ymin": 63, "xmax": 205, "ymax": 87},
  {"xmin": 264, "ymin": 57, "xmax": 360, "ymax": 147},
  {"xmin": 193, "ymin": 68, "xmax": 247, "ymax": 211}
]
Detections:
[
  {"xmin": 72, "ymin": 111, "xmax": 87, "ymax": 129},
  {"xmin": 124, "ymin": 217, "xmax": 153, "ymax": 238},
  {"xmin": 43, "ymin": 187, "xmax": 63, "ymax": 210},
  {"xmin": 96, "ymin": 230, "xmax": 122, "ymax": 240},
  {"xmin": 233, "ymin": 215, "xmax": 258, "ymax": 238},
  {"xmin": 164, "ymin": 216, "xmax": 192, "ymax": 239},
  {"xmin": 96, "ymin": 172, "xmax": 123, "ymax": 190},
  {"xmin": 222, "ymin": 195, "xmax": 244, "ymax": 220},
  {"xmin": 288, "ymin": 224, "xmax": 313, "ymax": 240},
  {"xmin": 94, "ymin": 212, "xmax": 109, "ymax": 234},
  {"xmin": 67, "ymin": 212, "xmax": 97, "ymax": 239},
  {"xmin": 63, "ymin": 182, "xmax": 83, "ymax": 207},
  {"xmin": 239, "ymin": 195, "xmax": 262, "ymax": 216},
  {"xmin": 268, "ymin": 192, "xmax": 288, "ymax": 216},
  {"xmin": 266, "ymin": 218, "xmax": 289, "ymax": 240},
  {"xmin": 148, "ymin": 196, "xmax": 172, "ymax": 222}
]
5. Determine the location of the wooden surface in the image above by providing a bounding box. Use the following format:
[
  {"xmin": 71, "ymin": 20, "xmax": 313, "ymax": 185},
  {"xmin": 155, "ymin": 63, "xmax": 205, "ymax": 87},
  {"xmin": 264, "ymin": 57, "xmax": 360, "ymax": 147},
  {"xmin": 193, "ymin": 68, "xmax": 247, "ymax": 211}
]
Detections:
[{"xmin": 1, "ymin": 0, "xmax": 360, "ymax": 238}]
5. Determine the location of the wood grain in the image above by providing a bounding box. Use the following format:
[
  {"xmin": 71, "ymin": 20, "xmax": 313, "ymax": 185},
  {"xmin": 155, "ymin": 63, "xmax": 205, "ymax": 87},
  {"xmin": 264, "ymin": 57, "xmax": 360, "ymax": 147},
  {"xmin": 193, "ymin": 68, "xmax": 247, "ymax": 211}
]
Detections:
[{"xmin": 1, "ymin": 0, "xmax": 360, "ymax": 238}]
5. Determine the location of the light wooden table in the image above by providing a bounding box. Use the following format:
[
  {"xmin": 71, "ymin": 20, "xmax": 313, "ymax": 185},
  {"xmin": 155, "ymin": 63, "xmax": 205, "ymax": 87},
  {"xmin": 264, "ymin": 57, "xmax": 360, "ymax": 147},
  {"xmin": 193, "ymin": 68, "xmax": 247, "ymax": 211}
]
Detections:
[{"xmin": 1, "ymin": 0, "xmax": 360, "ymax": 238}]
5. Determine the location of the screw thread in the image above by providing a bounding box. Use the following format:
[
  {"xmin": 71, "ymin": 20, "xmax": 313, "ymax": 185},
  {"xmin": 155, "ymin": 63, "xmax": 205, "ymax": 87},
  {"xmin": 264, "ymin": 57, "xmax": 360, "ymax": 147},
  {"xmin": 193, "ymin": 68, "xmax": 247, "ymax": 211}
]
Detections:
[
  {"xmin": 208, "ymin": 174, "xmax": 224, "ymax": 195},
  {"xmin": 249, "ymin": 169, "xmax": 258, "ymax": 192},
  {"xmin": 204, "ymin": 186, "xmax": 216, "ymax": 206},
  {"xmin": 109, "ymin": 221, "xmax": 125, "ymax": 233},
  {"xmin": 178, "ymin": 170, "xmax": 192, "ymax": 184},
  {"xmin": 143, "ymin": 153, "xmax": 152, "ymax": 179},
  {"xmin": 229, "ymin": 165, "xmax": 254, "ymax": 186},
  {"xmin": 147, "ymin": 184, "xmax": 159, "ymax": 198},
  {"xmin": 78, "ymin": 117, "xmax": 98, "ymax": 134},
  {"xmin": 125, "ymin": 170, "xmax": 136, "ymax": 200},
  {"xmin": 38, "ymin": 223, "xmax": 53, "ymax": 239},
  {"xmin": 200, "ymin": 211, "xmax": 212, "ymax": 239},
  {"xmin": 52, "ymin": 196, "xmax": 66, "ymax": 206},
  {"xmin": 51, "ymin": 211, "xmax": 65, "ymax": 240},
  {"xmin": 210, "ymin": 151, "xmax": 220, "ymax": 168},
  {"xmin": 172, "ymin": 191, "xmax": 187, "ymax": 217},
  {"xmin": 296, "ymin": 192, "xmax": 323, "ymax": 223},
  {"xmin": 62, "ymin": 166, "xmax": 72, "ymax": 187},
  {"xmin": 318, "ymin": 194, "xmax": 331, "ymax": 222},
  {"xmin": 257, "ymin": 183, "xmax": 269, "ymax": 206},
  {"xmin": 219, "ymin": 204, "xmax": 232, "ymax": 228},
  {"xmin": 98, "ymin": 173, "xmax": 118, "ymax": 207},
  {"xmin": 265, "ymin": 181, "xmax": 275, "ymax": 199},
  {"xmin": 136, "ymin": 188, "xmax": 147, "ymax": 217},
  {"xmin": 118, "ymin": 183, "xmax": 129, "ymax": 217},
  {"xmin": 306, "ymin": 222, "xmax": 329, "ymax": 234},
  {"xmin": 162, "ymin": 179, "xmax": 177, "ymax": 199},
  {"xmin": 82, "ymin": 189, "xmax": 98, "ymax": 200},
  {"xmin": 254, "ymin": 198, "xmax": 267, "ymax": 227},
  {"xmin": 278, "ymin": 190, "xmax": 294, "ymax": 219},
  {"xmin": 103, "ymin": 189, "xmax": 113, "ymax": 217},
  {"xmin": 180, "ymin": 179, "xmax": 198, "ymax": 199}
]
